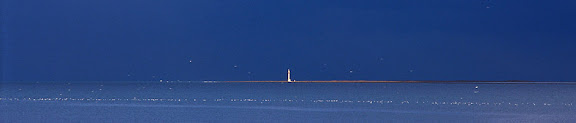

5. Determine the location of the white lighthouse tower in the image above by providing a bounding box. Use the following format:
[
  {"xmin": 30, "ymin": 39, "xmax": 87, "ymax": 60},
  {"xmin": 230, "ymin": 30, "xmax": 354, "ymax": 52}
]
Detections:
[{"xmin": 287, "ymin": 69, "xmax": 292, "ymax": 82}]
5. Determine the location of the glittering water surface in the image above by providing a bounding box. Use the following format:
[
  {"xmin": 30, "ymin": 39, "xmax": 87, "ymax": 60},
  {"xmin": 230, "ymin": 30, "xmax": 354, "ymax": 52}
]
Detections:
[{"xmin": 1, "ymin": 82, "xmax": 575, "ymax": 122}]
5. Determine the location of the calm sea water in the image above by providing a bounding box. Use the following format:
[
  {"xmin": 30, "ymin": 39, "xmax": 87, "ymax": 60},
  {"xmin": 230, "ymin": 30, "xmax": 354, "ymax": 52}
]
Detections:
[{"xmin": 1, "ymin": 82, "xmax": 575, "ymax": 122}]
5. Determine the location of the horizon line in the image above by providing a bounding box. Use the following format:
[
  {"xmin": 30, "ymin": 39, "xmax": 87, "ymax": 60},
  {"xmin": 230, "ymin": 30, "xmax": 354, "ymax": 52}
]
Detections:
[
  {"xmin": 221, "ymin": 80, "xmax": 576, "ymax": 84},
  {"xmin": 2, "ymin": 80, "xmax": 576, "ymax": 84}
]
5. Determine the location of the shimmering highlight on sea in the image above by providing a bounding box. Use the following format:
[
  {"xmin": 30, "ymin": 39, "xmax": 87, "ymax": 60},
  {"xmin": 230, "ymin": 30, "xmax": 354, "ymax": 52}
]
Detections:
[{"xmin": 1, "ymin": 81, "xmax": 575, "ymax": 122}]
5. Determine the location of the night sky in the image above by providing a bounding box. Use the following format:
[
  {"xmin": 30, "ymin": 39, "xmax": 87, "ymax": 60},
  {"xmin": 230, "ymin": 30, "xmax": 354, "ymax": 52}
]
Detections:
[{"xmin": 2, "ymin": 0, "xmax": 575, "ymax": 82}]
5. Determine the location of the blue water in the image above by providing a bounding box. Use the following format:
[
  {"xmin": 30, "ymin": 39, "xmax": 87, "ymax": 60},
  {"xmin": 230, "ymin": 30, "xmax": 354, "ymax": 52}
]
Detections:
[{"xmin": 1, "ymin": 82, "xmax": 575, "ymax": 122}]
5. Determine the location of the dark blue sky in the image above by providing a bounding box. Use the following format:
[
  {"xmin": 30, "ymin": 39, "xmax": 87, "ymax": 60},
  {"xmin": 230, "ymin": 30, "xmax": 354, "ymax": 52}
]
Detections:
[{"xmin": 2, "ymin": 0, "xmax": 576, "ymax": 81}]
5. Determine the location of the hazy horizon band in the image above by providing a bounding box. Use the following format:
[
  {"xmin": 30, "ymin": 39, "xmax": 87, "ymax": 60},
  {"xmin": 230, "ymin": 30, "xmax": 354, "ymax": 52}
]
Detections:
[{"xmin": 221, "ymin": 80, "xmax": 576, "ymax": 84}]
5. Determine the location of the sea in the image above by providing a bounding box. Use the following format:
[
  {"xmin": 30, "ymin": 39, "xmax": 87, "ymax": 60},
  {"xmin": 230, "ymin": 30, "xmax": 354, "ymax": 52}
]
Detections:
[{"xmin": 1, "ymin": 81, "xmax": 575, "ymax": 122}]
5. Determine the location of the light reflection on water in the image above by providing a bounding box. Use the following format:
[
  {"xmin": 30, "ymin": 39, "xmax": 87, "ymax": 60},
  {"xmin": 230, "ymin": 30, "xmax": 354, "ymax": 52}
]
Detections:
[
  {"xmin": 0, "ymin": 97, "xmax": 573, "ymax": 107},
  {"xmin": 1, "ymin": 82, "xmax": 575, "ymax": 122}
]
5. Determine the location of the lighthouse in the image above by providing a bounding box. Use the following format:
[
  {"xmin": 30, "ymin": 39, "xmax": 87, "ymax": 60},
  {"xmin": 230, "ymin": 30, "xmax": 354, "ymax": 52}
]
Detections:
[{"xmin": 287, "ymin": 69, "xmax": 292, "ymax": 82}]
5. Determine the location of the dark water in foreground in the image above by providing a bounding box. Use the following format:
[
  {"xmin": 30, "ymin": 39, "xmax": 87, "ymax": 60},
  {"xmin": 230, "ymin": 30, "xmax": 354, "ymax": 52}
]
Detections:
[{"xmin": 1, "ymin": 82, "xmax": 575, "ymax": 122}]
